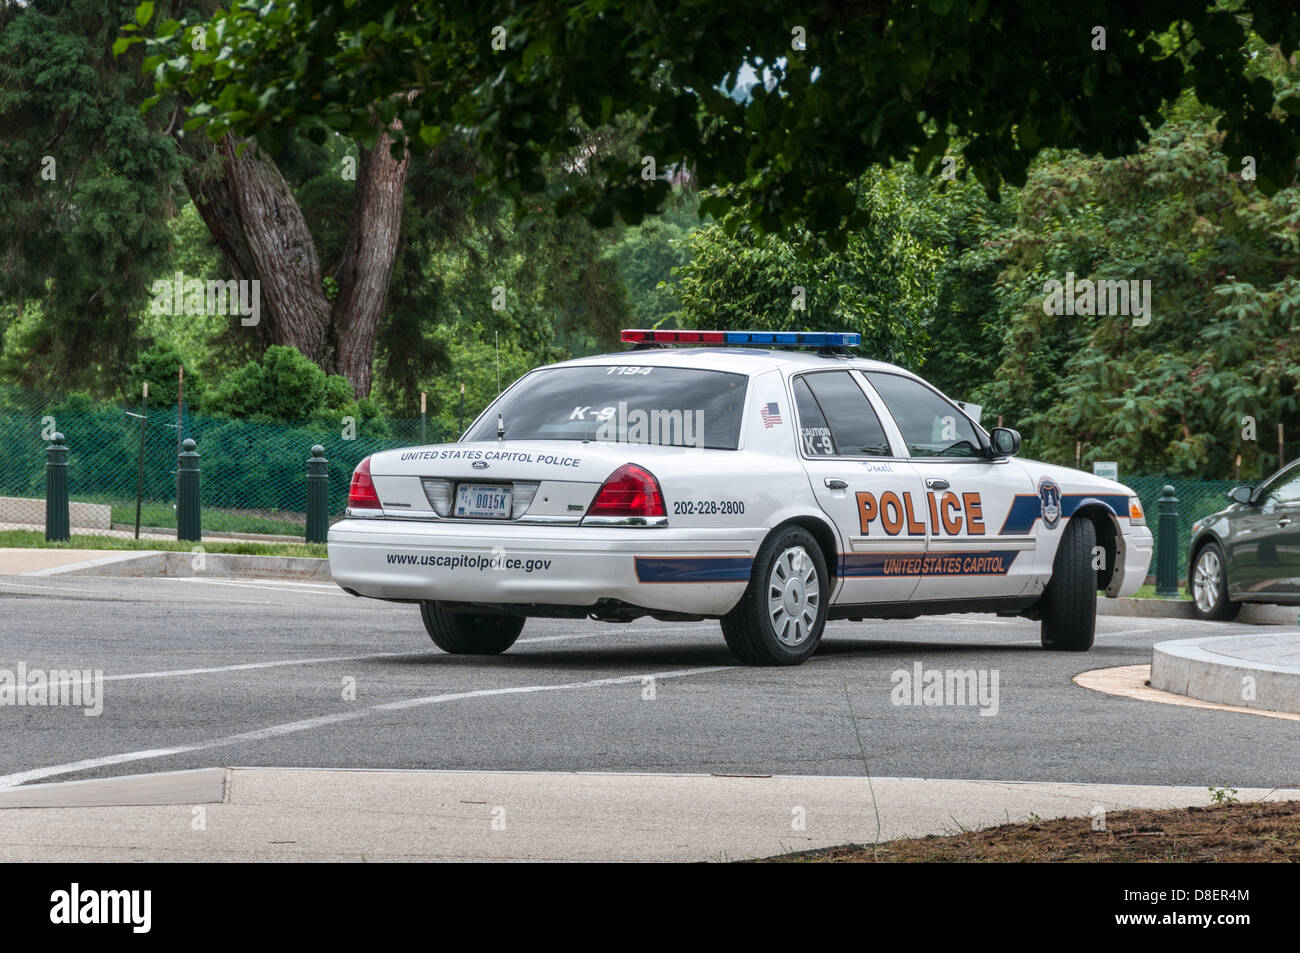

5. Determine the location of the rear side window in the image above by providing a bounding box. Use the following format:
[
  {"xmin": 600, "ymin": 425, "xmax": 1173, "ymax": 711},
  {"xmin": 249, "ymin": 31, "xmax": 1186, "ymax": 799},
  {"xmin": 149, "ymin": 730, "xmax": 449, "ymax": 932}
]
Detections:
[
  {"xmin": 464, "ymin": 365, "xmax": 748, "ymax": 450},
  {"xmin": 793, "ymin": 377, "xmax": 835, "ymax": 456},
  {"xmin": 797, "ymin": 372, "xmax": 892, "ymax": 456},
  {"xmin": 863, "ymin": 372, "xmax": 982, "ymax": 458}
]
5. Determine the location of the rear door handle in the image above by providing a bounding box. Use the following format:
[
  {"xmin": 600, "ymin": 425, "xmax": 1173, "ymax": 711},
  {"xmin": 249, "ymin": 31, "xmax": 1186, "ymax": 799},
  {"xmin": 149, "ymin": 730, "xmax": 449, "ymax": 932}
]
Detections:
[
  {"xmin": 926, "ymin": 478, "xmax": 950, "ymax": 490},
  {"xmin": 824, "ymin": 478, "xmax": 848, "ymax": 490},
  {"xmin": 1280, "ymin": 518, "xmax": 1293, "ymax": 527}
]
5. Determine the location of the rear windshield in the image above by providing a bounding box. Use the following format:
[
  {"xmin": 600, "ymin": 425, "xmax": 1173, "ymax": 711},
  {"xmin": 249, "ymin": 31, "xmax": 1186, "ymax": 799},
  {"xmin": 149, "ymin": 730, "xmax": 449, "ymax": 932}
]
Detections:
[{"xmin": 465, "ymin": 365, "xmax": 749, "ymax": 450}]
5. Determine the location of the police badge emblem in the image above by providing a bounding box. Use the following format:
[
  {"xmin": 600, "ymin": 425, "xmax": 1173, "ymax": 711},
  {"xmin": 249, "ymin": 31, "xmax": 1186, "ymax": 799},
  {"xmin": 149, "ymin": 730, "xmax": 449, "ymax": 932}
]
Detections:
[{"xmin": 1038, "ymin": 478, "xmax": 1062, "ymax": 529}]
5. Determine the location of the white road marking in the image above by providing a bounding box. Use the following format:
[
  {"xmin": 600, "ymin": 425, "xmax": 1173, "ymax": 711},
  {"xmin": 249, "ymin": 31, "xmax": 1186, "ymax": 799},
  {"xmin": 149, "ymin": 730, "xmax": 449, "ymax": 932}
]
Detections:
[
  {"xmin": 18, "ymin": 626, "xmax": 705, "ymax": 688},
  {"xmin": 0, "ymin": 665, "xmax": 736, "ymax": 788},
  {"xmin": 0, "ymin": 580, "xmax": 103, "ymax": 595},
  {"xmin": 98, "ymin": 652, "xmax": 408, "ymax": 683},
  {"xmin": 157, "ymin": 578, "xmax": 350, "ymax": 596}
]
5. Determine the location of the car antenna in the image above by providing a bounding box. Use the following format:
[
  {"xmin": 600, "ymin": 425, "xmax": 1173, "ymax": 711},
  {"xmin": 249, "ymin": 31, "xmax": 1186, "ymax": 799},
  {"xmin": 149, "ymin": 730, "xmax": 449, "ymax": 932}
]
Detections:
[{"xmin": 495, "ymin": 331, "xmax": 501, "ymax": 396}]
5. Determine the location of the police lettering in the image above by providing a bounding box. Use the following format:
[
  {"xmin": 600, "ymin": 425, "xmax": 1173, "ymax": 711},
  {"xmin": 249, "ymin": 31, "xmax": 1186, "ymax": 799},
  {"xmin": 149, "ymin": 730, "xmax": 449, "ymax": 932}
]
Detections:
[{"xmin": 857, "ymin": 490, "xmax": 986, "ymax": 536}]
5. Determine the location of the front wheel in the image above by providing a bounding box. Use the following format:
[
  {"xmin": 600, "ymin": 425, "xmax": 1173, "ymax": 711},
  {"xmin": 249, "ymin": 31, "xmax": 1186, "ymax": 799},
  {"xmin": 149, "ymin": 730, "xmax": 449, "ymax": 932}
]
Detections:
[
  {"xmin": 1191, "ymin": 542, "xmax": 1239, "ymax": 621},
  {"xmin": 721, "ymin": 526, "xmax": 828, "ymax": 665},
  {"xmin": 1040, "ymin": 516, "xmax": 1097, "ymax": 651},
  {"xmin": 420, "ymin": 602, "xmax": 525, "ymax": 655}
]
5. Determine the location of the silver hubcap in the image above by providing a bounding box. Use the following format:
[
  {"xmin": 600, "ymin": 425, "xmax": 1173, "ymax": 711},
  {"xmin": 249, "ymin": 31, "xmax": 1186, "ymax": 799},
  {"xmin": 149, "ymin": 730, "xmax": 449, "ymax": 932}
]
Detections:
[
  {"xmin": 1193, "ymin": 549, "xmax": 1222, "ymax": 613},
  {"xmin": 767, "ymin": 546, "xmax": 820, "ymax": 647}
]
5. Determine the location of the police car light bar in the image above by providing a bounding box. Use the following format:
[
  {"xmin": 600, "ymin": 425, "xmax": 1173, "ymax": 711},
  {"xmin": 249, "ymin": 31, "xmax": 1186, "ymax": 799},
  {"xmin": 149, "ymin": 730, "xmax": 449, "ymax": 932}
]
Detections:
[{"xmin": 621, "ymin": 329, "xmax": 861, "ymax": 348}]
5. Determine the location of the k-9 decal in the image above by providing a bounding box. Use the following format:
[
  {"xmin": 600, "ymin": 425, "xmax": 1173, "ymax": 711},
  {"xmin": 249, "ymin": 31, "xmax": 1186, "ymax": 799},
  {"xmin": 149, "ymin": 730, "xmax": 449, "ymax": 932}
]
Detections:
[{"xmin": 856, "ymin": 490, "xmax": 986, "ymax": 536}]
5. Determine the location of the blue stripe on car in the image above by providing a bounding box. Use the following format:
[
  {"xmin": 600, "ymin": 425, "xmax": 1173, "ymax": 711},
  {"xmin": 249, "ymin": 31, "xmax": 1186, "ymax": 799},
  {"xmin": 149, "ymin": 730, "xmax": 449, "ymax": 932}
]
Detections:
[
  {"xmin": 635, "ymin": 556, "xmax": 754, "ymax": 583},
  {"xmin": 998, "ymin": 493, "xmax": 1130, "ymax": 534}
]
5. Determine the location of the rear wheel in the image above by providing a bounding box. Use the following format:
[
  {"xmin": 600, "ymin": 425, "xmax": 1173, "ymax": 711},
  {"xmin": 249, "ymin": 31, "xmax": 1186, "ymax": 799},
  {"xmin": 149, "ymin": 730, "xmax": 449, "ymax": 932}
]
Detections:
[
  {"xmin": 721, "ymin": 527, "xmax": 828, "ymax": 666},
  {"xmin": 1040, "ymin": 516, "xmax": 1097, "ymax": 651},
  {"xmin": 420, "ymin": 602, "xmax": 524, "ymax": 655},
  {"xmin": 1191, "ymin": 542, "xmax": 1239, "ymax": 621}
]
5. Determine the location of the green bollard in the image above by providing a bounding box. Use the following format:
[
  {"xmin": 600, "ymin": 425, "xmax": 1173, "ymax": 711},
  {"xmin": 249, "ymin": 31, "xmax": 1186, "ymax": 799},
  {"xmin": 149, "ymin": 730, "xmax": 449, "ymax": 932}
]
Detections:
[
  {"xmin": 306, "ymin": 444, "xmax": 329, "ymax": 543},
  {"xmin": 45, "ymin": 432, "xmax": 69, "ymax": 542},
  {"xmin": 1155, "ymin": 485, "xmax": 1179, "ymax": 598},
  {"xmin": 177, "ymin": 438, "xmax": 201, "ymax": 542}
]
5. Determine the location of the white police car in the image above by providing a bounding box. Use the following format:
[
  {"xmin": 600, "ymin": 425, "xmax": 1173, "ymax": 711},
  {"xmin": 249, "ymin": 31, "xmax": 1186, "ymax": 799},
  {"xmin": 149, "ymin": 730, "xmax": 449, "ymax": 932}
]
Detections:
[{"xmin": 328, "ymin": 330, "xmax": 1153, "ymax": 665}]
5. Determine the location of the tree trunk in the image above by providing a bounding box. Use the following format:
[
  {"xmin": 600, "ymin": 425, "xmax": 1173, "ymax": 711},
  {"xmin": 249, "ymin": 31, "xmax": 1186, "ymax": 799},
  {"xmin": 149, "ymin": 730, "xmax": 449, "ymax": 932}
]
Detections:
[
  {"xmin": 329, "ymin": 135, "xmax": 411, "ymax": 398},
  {"xmin": 180, "ymin": 135, "xmax": 333, "ymax": 363},
  {"xmin": 178, "ymin": 129, "xmax": 409, "ymax": 397}
]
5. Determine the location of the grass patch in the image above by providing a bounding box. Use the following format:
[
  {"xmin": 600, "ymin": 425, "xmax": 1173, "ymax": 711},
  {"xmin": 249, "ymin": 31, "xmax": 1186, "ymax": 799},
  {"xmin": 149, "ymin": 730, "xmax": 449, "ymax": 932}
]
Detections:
[
  {"xmin": 1133, "ymin": 584, "xmax": 1191, "ymax": 600},
  {"xmin": 760, "ymin": 800, "xmax": 1300, "ymax": 862},
  {"xmin": 0, "ymin": 529, "xmax": 325, "ymax": 559},
  {"xmin": 106, "ymin": 501, "xmax": 307, "ymax": 536}
]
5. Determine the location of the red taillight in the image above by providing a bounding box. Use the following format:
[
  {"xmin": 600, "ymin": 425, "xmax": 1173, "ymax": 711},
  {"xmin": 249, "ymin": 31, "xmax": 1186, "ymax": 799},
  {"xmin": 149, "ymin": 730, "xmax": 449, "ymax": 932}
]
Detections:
[
  {"xmin": 586, "ymin": 464, "xmax": 666, "ymax": 518},
  {"xmin": 348, "ymin": 455, "xmax": 382, "ymax": 510}
]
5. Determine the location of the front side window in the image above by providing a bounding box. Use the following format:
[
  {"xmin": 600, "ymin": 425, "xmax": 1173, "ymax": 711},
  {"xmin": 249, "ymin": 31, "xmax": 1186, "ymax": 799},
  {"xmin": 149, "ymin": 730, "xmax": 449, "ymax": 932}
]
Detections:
[
  {"xmin": 464, "ymin": 365, "xmax": 748, "ymax": 450},
  {"xmin": 862, "ymin": 372, "xmax": 983, "ymax": 458},
  {"xmin": 795, "ymin": 372, "xmax": 892, "ymax": 457},
  {"xmin": 1260, "ymin": 467, "xmax": 1300, "ymax": 505}
]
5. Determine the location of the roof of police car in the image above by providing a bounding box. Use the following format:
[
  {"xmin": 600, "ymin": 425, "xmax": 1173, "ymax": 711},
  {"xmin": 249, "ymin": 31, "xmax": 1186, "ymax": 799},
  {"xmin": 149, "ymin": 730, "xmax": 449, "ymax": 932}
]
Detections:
[{"xmin": 550, "ymin": 345, "xmax": 916, "ymax": 377}]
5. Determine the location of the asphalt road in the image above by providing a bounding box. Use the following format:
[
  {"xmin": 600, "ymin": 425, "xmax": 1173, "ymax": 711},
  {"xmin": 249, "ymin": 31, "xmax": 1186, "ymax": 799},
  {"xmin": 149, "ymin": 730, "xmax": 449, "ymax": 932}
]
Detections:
[{"xmin": 1, "ymin": 575, "xmax": 1296, "ymax": 789}]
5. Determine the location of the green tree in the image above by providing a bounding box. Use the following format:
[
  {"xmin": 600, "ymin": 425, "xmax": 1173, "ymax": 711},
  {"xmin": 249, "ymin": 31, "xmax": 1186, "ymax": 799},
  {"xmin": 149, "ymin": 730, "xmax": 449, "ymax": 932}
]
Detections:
[
  {"xmin": 673, "ymin": 167, "xmax": 949, "ymax": 364},
  {"xmin": 0, "ymin": 0, "xmax": 179, "ymax": 389},
  {"xmin": 134, "ymin": 0, "xmax": 1300, "ymax": 249},
  {"xmin": 975, "ymin": 120, "xmax": 1300, "ymax": 477}
]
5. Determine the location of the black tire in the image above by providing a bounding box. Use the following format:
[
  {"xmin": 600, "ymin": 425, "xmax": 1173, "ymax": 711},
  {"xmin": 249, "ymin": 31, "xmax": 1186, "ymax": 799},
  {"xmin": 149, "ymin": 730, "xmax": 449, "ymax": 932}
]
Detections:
[
  {"xmin": 1190, "ymin": 541, "xmax": 1240, "ymax": 621},
  {"xmin": 721, "ymin": 526, "xmax": 829, "ymax": 666},
  {"xmin": 1040, "ymin": 516, "xmax": 1098, "ymax": 651},
  {"xmin": 419, "ymin": 602, "xmax": 524, "ymax": 655}
]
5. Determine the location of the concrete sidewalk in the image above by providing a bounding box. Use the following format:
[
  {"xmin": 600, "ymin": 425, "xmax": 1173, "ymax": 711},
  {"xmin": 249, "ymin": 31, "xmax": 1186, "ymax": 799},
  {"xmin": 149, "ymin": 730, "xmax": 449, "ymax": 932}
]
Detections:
[
  {"xmin": 0, "ymin": 768, "xmax": 1291, "ymax": 862},
  {"xmin": 0, "ymin": 548, "xmax": 331, "ymax": 581},
  {"xmin": 1151, "ymin": 633, "xmax": 1300, "ymax": 714}
]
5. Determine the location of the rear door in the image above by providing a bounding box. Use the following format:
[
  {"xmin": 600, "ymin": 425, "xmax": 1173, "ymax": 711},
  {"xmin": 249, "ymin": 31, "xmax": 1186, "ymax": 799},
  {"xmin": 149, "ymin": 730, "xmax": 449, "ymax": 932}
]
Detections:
[
  {"xmin": 860, "ymin": 370, "xmax": 1038, "ymax": 602},
  {"xmin": 791, "ymin": 370, "xmax": 926, "ymax": 605}
]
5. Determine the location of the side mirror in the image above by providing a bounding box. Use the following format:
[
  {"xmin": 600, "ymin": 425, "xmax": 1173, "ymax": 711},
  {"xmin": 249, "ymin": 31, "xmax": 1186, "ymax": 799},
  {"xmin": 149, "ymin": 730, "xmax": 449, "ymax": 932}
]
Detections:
[
  {"xmin": 1229, "ymin": 485, "xmax": 1255, "ymax": 505},
  {"xmin": 989, "ymin": 427, "xmax": 1020, "ymax": 457}
]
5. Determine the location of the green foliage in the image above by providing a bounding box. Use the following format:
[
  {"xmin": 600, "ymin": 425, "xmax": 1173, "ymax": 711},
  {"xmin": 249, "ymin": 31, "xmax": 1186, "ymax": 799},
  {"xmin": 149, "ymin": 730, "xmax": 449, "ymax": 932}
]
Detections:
[
  {"xmin": 421, "ymin": 331, "xmax": 538, "ymax": 439},
  {"xmin": 204, "ymin": 345, "xmax": 387, "ymax": 432},
  {"xmin": 674, "ymin": 167, "xmax": 952, "ymax": 365},
  {"xmin": 127, "ymin": 341, "xmax": 195, "ymax": 407},
  {"xmin": 0, "ymin": 0, "xmax": 180, "ymax": 388},
  {"xmin": 132, "ymin": 1, "xmax": 1300, "ymax": 247},
  {"xmin": 977, "ymin": 121, "xmax": 1300, "ymax": 477},
  {"xmin": 602, "ymin": 196, "xmax": 699, "ymax": 328}
]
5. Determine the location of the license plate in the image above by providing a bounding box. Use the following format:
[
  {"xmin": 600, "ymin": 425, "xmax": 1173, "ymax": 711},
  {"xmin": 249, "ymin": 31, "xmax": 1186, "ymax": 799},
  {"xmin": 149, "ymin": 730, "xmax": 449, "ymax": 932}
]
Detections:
[{"xmin": 455, "ymin": 483, "xmax": 512, "ymax": 519}]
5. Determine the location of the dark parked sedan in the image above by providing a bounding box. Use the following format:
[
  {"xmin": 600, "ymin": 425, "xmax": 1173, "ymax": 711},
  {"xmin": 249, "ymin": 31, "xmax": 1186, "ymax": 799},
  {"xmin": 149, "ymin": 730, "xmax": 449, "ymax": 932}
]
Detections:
[{"xmin": 1187, "ymin": 460, "xmax": 1300, "ymax": 620}]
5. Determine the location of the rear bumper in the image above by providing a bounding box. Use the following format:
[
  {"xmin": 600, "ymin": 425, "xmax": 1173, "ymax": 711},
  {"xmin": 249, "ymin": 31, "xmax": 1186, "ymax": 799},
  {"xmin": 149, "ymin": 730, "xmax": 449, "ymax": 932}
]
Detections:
[{"xmin": 326, "ymin": 518, "xmax": 756, "ymax": 616}]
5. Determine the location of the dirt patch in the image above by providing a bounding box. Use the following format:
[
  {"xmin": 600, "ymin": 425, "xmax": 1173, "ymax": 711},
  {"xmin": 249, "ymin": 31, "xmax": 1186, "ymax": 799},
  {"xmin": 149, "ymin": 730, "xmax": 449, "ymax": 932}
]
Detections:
[{"xmin": 762, "ymin": 800, "xmax": 1300, "ymax": 862}]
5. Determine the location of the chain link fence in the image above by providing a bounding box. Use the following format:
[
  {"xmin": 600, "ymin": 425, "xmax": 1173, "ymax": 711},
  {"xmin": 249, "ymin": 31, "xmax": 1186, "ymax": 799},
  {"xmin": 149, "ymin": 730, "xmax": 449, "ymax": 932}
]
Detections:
[
  {"xmin": 0, "ymin": 385, "xmax": 451, "ymax": 540},
  {"xmin": 0, "ymin": 386, "xmax": 1256, "ymax": 571},
  {"xmin": 1122, "ymin": 477, "xmax": 1239, "ymax": 584}
]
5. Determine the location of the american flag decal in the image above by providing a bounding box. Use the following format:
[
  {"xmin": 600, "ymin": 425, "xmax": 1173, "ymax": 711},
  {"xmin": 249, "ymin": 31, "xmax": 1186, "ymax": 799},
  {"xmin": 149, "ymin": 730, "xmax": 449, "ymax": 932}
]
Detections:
[{"xmin": 760, "ymin": 402, "xmax": 782, "ymax": 428}]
